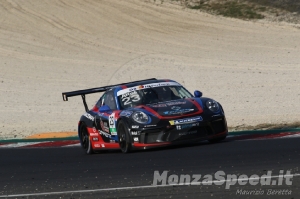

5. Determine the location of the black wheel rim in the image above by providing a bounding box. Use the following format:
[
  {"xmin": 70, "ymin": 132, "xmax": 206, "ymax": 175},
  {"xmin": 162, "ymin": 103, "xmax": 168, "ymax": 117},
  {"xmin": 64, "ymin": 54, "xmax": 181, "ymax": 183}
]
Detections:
[
  {"xmin": 119, "ymin": 125, "xmax": 127, "ymax": 152},
  {"xmin": 81, "ymin": 126, "xmax": 89, "ymax": 150}
]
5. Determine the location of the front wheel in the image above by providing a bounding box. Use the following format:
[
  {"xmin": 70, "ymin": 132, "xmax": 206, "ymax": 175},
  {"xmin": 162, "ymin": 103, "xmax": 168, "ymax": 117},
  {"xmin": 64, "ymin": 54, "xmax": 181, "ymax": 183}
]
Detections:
[
  {"xmin": 79, "ymin": 123, "xmax": 94, "ymax": 154},
  {"xmin": 117, "ymin": 121, "xmax": 132, "ymax": 153}
]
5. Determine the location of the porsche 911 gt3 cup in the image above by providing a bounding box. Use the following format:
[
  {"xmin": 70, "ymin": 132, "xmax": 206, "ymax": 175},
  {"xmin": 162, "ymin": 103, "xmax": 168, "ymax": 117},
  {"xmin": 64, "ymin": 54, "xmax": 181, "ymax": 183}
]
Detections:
[{"xmin": 62, "ymin": 78, "xmax": 228, "ymax": 154}]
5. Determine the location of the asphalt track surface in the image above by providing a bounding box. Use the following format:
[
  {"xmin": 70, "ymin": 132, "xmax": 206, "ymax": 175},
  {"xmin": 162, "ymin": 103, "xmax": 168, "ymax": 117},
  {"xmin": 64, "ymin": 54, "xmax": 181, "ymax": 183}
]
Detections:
[{"xmin": 1, "ymin": 137, "xmax": 300, "ymax": 199}]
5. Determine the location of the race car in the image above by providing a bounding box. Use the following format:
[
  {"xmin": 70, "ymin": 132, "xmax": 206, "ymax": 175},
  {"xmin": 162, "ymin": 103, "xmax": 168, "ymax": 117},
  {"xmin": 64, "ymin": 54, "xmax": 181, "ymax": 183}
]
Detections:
[{"xmin": 62, "ymin": 78, "xmax": 228, "ymax": 154}]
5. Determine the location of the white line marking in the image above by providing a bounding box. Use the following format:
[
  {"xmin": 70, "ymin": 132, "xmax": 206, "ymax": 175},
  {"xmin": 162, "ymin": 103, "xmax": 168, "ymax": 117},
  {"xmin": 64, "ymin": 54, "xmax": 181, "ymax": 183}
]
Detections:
[
  {"xmin": 277, "ymin": 133, "xmax": 300, "ymax": 139},
  {"xmin": 1, "ymin": 174, "xmax": 299, "ymax": 197},
  {"xmin": 239, "ymin": 133, "xmax": 300, "ymax": 141},
  {"xmin": 62, "ymin": 143, "xmax": 81, "ymax": 147},
  {"xmin": 0, "ymin": 142, "xmax": 42, "ymax": 148}
]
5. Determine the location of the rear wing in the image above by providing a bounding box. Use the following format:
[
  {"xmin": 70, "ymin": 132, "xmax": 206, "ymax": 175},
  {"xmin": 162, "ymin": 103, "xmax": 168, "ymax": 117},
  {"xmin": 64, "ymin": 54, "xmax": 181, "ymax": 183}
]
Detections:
[{"xmin": 62, "ymin": 78, "xmax": 157, "ymax": 111}]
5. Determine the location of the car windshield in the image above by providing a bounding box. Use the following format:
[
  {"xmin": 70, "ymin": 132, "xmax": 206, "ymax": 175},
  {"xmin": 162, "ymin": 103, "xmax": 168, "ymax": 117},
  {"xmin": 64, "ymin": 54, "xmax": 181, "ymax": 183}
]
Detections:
[{"xmin": 117, "ymin": 86, "xmax": 193, "ymax": 109}]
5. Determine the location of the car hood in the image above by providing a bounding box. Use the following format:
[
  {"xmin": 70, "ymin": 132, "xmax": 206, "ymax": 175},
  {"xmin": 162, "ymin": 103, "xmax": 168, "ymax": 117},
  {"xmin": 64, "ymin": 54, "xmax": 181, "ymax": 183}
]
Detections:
[{"xmin": 137, "ymin": 99, "xmax": 203, "ymax": 117}]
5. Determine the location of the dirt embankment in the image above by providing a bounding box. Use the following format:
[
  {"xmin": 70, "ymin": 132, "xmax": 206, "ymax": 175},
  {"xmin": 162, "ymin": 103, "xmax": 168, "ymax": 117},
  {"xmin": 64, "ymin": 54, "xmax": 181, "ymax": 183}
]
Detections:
[{"xmin": 0, "ymin": 0, "xmax": 299, "ymax": 139}]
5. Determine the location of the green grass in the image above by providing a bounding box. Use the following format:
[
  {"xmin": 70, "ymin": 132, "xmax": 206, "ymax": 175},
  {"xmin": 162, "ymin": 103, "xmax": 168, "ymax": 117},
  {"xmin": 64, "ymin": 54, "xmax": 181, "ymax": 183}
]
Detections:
[
  {"xmin": 220, "ymin": 2, "xmax": 264, "ymax": 19},
  {"xmin": 155, "ymin": 0, "xmax": 299, "ymax": 20},
  {"xmin": 188, "ymin": 1, "xmax": 265, "ymax": 20},
  {"xmin": 245, "ymin": 0, "xmax": 300, "ymax": 13}
]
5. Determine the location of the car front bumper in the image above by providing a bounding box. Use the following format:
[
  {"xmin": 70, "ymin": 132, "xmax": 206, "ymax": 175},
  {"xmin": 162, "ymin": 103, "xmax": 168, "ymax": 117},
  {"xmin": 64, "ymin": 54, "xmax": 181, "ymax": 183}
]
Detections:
[{"xmin": 130, "ymin": 116, "xmax": 228, "ymax": 148}]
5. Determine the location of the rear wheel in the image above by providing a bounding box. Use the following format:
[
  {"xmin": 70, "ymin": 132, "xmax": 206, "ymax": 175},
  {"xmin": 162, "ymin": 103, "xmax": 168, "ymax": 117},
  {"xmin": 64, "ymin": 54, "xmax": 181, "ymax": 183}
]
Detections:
[
  {"xmin": 79, "ymin": 123, "xmax": 94, "ymax": 154},
  {"xmin": 117, "ymin": 121, "xmax": 132, "ymax": 153}
]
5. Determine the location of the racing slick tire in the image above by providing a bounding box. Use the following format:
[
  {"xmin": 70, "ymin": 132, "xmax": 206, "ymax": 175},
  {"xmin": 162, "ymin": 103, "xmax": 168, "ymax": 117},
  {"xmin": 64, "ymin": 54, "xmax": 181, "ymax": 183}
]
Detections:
[
  {"xmin": 117, "ymin": 120, "xmax": 132, "ymax": 153},
  {"xmin": 79, "ymin": 123, "xmax": 94, "ymax": 154},
  {"xmin": 208, "ymin": 136, "xmax": 226, "ymax": 144}
]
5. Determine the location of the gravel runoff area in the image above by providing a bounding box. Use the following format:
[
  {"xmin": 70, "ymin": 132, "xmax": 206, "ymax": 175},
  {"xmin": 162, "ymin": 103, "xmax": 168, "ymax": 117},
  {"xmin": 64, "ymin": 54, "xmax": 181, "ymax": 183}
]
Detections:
[{"xmin": 0, "ymin": 0, "xmax": 299, "ymax": 139}]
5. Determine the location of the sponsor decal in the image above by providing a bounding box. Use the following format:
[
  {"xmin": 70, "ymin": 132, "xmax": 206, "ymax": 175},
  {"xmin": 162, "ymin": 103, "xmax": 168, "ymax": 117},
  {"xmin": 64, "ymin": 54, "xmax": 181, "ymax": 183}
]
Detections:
[
  {"xmin": 176, "ymin": 123, "xmax": 199, "ymax": 130},
  {"xmin": 109, "ymin": 113, "xmax": 115, "ymax": 128},
  {"xmin": 169, "ymin": 116, "xmax": 203, "ymax": 125},
  {"xmin": 94, "ymin": 144, "xmax": 100, "ymax": 147},
  {"xmin": 133, "ymin": 137, "xmax": 139, "ymax": 142},
  {"xmin": 83, "ymin": 113, "xmax": 95, "ymax": 121},
  {"xmin": 144, "ymin": 124, "xmax": 157, "ymax": 128},
  {"xmin": 99, "ymin": 130, "xmax": 111, "ymax": 138},
  {"xmin": 89, "ymin": 132, "xmax": 98, "ymax": 136},
  {"xmin": 150, "ymin": 104, "xmax": 168, "ymax": 108},
  {"xmin": 117, "ymin": 82, "xmax": 180, "ymax": 96},
  {"xmin": 166, "ymin": 101, "xmax": 186, "ymax": 106},
  {"xmin": 97, "ymin": 112, "xmax": 105, "ymax": 116},
  {"xmin": 110, "ymin": 140, "xmax": 116, "ymax": 143},
  {"xmin": 178, "ymin": 131, "xmax": 197, "ymax": 136},
  {"xmin": 163, "ymin": 109, "xmax": 194, "ymax": 115},
  {"xmin": 131, "ymin": 131, "xmax": 140, "ymax": 135},
  {"xmin": 129, "ymin": 87, "xmax": 137, "ymax": 92},
  {"xmin": 120, "ymin": 110, "xmax": 133, "ymax": 117},
  {"xmin": 121, "ymin": 91, "xmax": 136, "ymax": 98},
  {"xmin": 150, "ymin": 101, "xmax": 187, "ymax": 108},
  {"xmin": 171, "ymin": 106, "xmax": 181, "ymax": 110},
  {"xmin": 92, "ymin": 137, "xmax": 99, "ymax": 141},
  {"xmin": 101, "ymin": 144, "xmax": 105, "ymax": 148},
  {"xmin": 132, "ymin": 125, "xmax": 139, "ymax": 129},
  {"xmin": 110, "ymin": 128, "xmax": 117, "ymax": 135}
]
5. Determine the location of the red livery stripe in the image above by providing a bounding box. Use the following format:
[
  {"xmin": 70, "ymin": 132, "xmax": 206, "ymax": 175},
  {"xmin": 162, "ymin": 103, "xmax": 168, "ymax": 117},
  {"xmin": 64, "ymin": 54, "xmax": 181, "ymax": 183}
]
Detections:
[
  {"xmin": 22, "ymin": 141, "xmax": 80, "ymax": 148},
  {"xmin": 133, "ymin": 142, "xmax": 171, "ymax": 147}
]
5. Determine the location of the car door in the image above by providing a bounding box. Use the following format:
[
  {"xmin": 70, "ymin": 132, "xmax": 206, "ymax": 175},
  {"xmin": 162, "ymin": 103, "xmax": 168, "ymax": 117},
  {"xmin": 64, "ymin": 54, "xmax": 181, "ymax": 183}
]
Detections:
[{"xmin": 94, "ymin": 91, "xmax": 117, "ymax": 142}]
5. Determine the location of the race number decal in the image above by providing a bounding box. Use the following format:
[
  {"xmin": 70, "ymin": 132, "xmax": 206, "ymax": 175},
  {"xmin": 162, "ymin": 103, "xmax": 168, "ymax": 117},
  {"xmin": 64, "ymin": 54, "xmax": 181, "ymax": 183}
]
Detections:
[
  {"xmin": 121, "ymin": 91, "xmax": 140, "ymax": 105},
  {"xmin": 109, "ymin": 113, "xmax": 115, "ymax": 128},
  {"xmin": 109, "ymin": 113, "xmax": 117, "ymax": 135}
]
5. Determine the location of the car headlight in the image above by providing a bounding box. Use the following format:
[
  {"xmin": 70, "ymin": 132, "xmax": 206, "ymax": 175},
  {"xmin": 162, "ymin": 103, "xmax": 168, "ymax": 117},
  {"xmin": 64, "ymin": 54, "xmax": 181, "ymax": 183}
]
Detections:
[
  {"xmin": 132, "ymin": 111, "xmax": 150, "ymax": 124},
  {"xmin": 206, "ymin": 100, "xmax": 220, "ymax": 112}
]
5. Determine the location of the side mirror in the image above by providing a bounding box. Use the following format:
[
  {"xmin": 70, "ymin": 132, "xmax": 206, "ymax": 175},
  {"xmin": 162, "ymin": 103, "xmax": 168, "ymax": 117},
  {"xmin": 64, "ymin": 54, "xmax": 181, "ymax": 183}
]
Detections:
[
  {"xmin": 99, "ymin": 105, "xmax": 111, "ymax": 112},
  {"xmin": 194, "ymin": 90, "xmax": 202, "ymax": 98}
]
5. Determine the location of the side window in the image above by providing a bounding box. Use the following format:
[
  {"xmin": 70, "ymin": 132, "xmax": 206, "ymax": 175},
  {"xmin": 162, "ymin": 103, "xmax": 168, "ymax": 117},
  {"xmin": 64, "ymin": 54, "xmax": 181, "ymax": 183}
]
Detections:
[
  {"xmin": 96, "ymin": 95, "xmax": 105, "ymax": 107},
  {"xmin": 104, "ymin": 92, "xmax": 117, "ymax": 110},
  {"xmin": 170, "ymin": 87, "xmax": 180, "ymax": 98}
]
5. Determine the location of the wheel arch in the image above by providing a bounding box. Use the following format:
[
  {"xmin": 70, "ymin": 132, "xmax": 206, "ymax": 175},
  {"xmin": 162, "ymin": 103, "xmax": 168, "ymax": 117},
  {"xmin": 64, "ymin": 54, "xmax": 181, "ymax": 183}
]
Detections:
[
  {"xmin": 116, "ymin": 117, "xmax": 128, "ymax": 133},
  {"xmin": 116, "ymin": 117, "xmax": 134, "ymax": 143},
  {"xmin": 78, "ymin": 121, "xmax": 95, "ymax": 154}
]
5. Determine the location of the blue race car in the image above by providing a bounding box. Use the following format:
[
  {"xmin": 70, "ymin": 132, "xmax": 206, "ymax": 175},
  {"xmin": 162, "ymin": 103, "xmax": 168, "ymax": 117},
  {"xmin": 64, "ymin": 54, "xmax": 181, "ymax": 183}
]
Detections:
[{"xmin": 62, "ymin": 78, "xmax": 228, "ymax": 154}]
